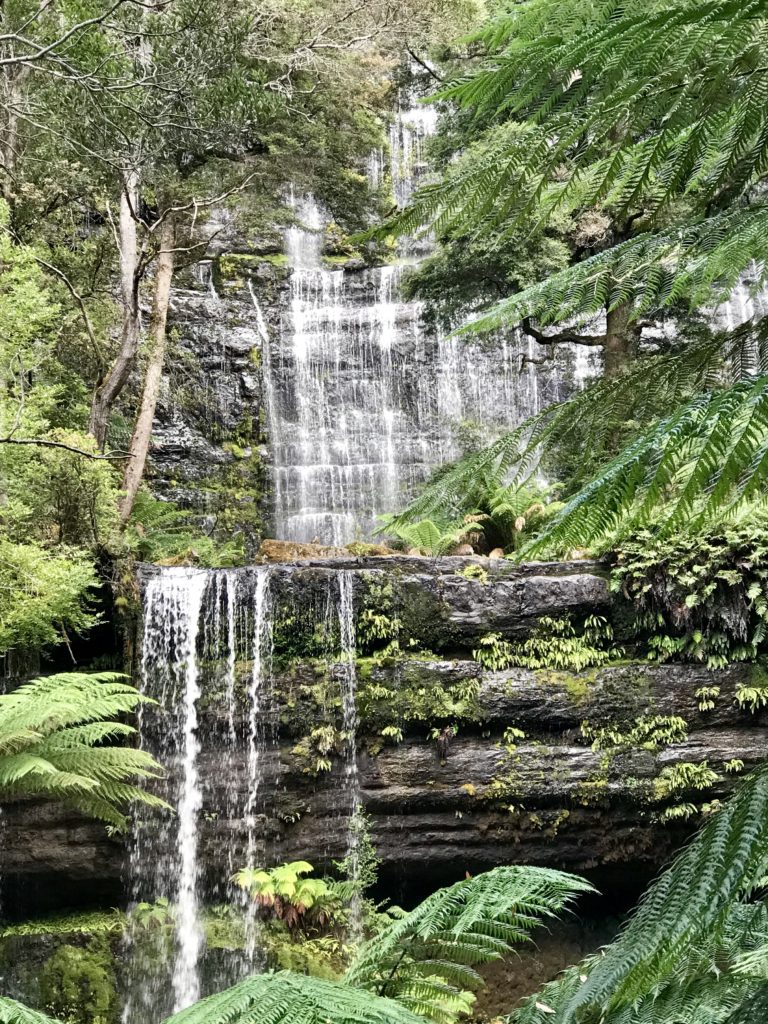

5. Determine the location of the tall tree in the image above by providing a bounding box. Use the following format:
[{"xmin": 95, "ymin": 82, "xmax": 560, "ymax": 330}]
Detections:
[{"xmin": 383, "ymin": 0, "xmax": 768, "ymax": 551}]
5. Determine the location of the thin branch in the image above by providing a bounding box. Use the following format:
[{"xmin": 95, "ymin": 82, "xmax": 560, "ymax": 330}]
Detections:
[
  {"xmin": 406, "ymin": 48, "xmax": 442, "ymax": 83},
  {"xmin": 32, "ymin": 256, "xmax": 106, "ymax": 368},
  {"xmin": 521, "ymin": 317, "xmax": 606, "ymax": 347},
  {"xmin": 0, "ymin": 0, "xmax": 172, "ymax": 68},
  {"xmin": 0, "ymin": 438, "xmax": 130, "ymax": 459}
]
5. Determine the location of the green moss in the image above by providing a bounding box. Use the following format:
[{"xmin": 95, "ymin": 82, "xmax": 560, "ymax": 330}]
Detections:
[
  {"xmin": 0, "ymin": 911, "xmax": 125, "ymax": 939},
  {"xmin": 40, "ymin": 938, "xmax": 118, "ymax": 1024}
]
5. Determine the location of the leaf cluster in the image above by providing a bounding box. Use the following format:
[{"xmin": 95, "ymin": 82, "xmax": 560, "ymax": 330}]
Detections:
[{"xmin": 0, "ymin": 671, "xmax": 168, "ymax": 830}]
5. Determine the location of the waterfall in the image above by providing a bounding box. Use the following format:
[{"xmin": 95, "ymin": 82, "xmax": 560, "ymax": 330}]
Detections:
[
  {"xmin": 243, "ymin": 567, "xmax": 273, "ymax": 963},
  {"xmin": 172, "ymin": 577, "xmax": 206, "ymax": 1012},
  {"xmin": 260, "ymin": 100, "xmax": 599, "ymax": 547},
  {"xmin": 123, "ymin": 569, "xmax": 208, "ymax": 1015},
  {"xmin": 337, "ymin": 571, "xmax": 362, "ymax": 939}
]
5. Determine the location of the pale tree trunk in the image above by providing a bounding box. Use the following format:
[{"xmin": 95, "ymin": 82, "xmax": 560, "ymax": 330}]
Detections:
[
  {"xmin": 603, "ymin": 300, "xmax": 639, "ymax": 378},
  {"xmin": 89, "ymin": 170, "xmax": 141, "ymax": 449},
  {"xmin": 0, "ymin": 65, "xmax": 30, "ymax": 201},
  {"xmin": 118, "ymin": 216, "xmax": 175, "ymax": 525}
]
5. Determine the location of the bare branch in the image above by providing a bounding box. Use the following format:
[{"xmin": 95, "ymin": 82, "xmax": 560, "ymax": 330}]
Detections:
[
  {"xmin": 32, "ymin": 256, "xmax": 106, "ymax": 369},
  {"xmin": 0, "ymin": 438, "xmax": 130, "ymax": 459},
  {"xmin": 521, "ymin": 317, "xmax": 606, "ymax": 347}
]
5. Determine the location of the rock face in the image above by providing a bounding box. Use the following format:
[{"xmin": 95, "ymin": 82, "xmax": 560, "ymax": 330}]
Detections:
[
  {"xmin": 145, "ymin": 253, "xmax": 287, "ymax": 555},
  {"xmin": 3, "ymin": 558, "xmax": 767, "ymax": 916}
]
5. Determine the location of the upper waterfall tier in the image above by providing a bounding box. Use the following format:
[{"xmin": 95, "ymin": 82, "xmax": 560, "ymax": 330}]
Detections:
[{"xmin": 265, "ymin": 195, "xmax": 593, "ymax": 546}]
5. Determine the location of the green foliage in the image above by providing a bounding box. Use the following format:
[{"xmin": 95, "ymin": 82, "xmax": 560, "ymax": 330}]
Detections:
[
  {"xmin": 735, "ymin": 679, "xmax": 768, "ymax": 713},
  {"xmin": 357, "ymin": 668, "xmax": 481, "ymax": 737},
  {"xmin": 386, "ymin": 473, "xmax": 562, "ymax": 556},
  {"xmin": 123, "ymin": 490, "xmax": 245, "ymax": 567},
  {"xmin": 651, "ymin": 762, "xmax": 721, "ymax": 803},
  {"xmin": 473, "ymin": 616, "xmax": 621, "ymax": 672},
  {"xmin": 0, "ymin": 911, "xmax": 124, "ymax": 939},
  {"xmin": 0, "ymin": 998, "xmax": 64, "ymax": 1024},
  {"xmin": 347, "ymin": 866, "xmax": 593, "ymax": 1024},
  {"xmin": 39, "ymin": 940, "xmax": 117, "ymax": 1024},
  {"xmin": 379, "ymin": 517, "xmax": 478, "ymax": 556},
  {"xmin": 523, "ymin": 378, "xmax": 768, "ymax": 557},
  {"xmin": 233, "ymin": 862, "xmax": 337, "ymax": 932},
  {"xmin": 0, "ymin": 539, "xmax": 100, "ymax": 658},
  {"xmin": 612, "ymin": 519, "xmax": 768, "ymax": 667},
  {"xmin": 357, "ymin": 579, "xmax": 401, "ymax": 653},
  {"xmin": 376, "ymin": 0, "xmax": 768, "ymax": 551},
  {"xmin": 378, "ymin": 0, "xmax": 768, "ymax": 324},
  {"xmin": 512, "ymin": 761, "xmax": 768, "ymax": 1024},
  {"xmin": 582, "ymin": 715, "xmax": 689, "ymax": 752},
  {"xmin": 0, "ymin": 672, "xmax": 169, "ymax": 830},
  {"xmin": 161, "ymin": 971, "xmax": 426, "ymax": 1024}
]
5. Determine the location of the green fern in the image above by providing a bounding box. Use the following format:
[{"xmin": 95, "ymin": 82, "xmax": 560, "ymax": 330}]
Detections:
[
  {"xmin": 0, "ymin": 672, "xmax": 169, "ymax": 830},
  {"xmin": 369, "ymin": 0, "xmax": 768, "ymax": 336},
  {"xmin": 519, "ymin": 375, "xmax": 768, "ymax": 556},
  {"xmin": 511, "ymin": 763, "xmax": 768, "ymax": 1023},
  {"xmin": 0, "ymin": 997, "xmax": 64, "ymax": 1024},
  {"xmin": 160, "ymin": 971, "xmax": 426, "ymax": 1024},
  {"xmin": 346, "ymin": 866, "xmax": 593, "ymax": 1024},
  {"xmin": 387, "ymin": 321, "xmax": 766, "ymax": 538}
]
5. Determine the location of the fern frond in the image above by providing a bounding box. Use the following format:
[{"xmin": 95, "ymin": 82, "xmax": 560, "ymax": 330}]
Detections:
[
  {"xmin": 511, "ymin": 766, "xmax": 768, "ymax": 1023},
  {"xmin": 521, "ymin": 375, "xmax": 768, "ymax": 556},
  {"xmin": 161, "ymin": 971, "xmax": 426, "ymax": 1024},
  {"xmin": 346, "ymin": 866, "xmax": 592, "ymax": 1022},
  {"xmin": 0, "ymin": 672, "xmax": 168, "ymax": 829},
  {"xmin": 389, "ymin": 323, "xmax": 765, "ymax": 534},
  {"xmin": 561, "ymin": 763, "xmax": 768, "ymax": 1017},
  {"xmin": 0, "ymin": 997, "xmax": 65, "ymax": 1024},
  {"xmin": 456, "ymin": 204, "xmax": 768, "ymax": 336}
]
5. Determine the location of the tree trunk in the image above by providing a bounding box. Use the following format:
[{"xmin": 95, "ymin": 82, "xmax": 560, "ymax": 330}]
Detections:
[
  {"xmin": 88, "ymin": 171, "xmax": 141, "ymax": 449},
  {"xmin": 0, "ymin": 65, "xmax": 30, "ymax": 202},
  {"xmin": 118, "ymin": 217, "xmax": 175, "ymax": 525},
  {"xmin": 603, "ymin": 300, "xmax": 639, "ymax": 378}
]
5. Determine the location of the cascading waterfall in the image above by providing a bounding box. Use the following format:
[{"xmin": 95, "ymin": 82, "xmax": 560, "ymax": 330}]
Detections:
[
  {"xmin": 263, "ymin": 102, "xmax": 598, "ymax": 546},
  {"xmin": 125, "ymin": 563, "xmax": 370, "ymax": 1015},
  {"xmin": 125, "ymin": 566, "xmax": 279, "ymax": 1016},
  {"xmin": 243, "ymin": 567, "xmax": 273, "ymax": 963},
  {"xmin": 127, "ymin": 568, "xmax": 209, "ymax": 1017},
  {"xmin": 337, "ymin": 572, "xmax": 362, "ymax": 938}
]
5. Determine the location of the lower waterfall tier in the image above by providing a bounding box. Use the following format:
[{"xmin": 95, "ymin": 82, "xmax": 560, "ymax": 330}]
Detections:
[{"xmin": 3, "ymin": 657, "xmax": 765, "ymax": 915}]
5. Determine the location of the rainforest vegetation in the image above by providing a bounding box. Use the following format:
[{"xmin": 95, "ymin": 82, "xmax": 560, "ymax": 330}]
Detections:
[{"xmin": 4, "ymin": 0, "xmax": 768, "ymax": 1023}]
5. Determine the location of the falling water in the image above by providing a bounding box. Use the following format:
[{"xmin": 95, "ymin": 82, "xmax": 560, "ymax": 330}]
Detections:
[
  {"xmin": 261, "ymin": 100, "xmax": 599, "ymax": 546},
  {"xmin": 243, "ymin": 567, "xmax": 273, "ymax": 963},
  {"xmin": 172, "ymin": 575, "xmax": 206, "ymax": 1012},
  {"xmin": 337, "ymin": 571, "xmax": 362, "ymax": 939},
  {"xmin": 130, "ymin": 568, "xmax": 209, "ymax": 1015}
]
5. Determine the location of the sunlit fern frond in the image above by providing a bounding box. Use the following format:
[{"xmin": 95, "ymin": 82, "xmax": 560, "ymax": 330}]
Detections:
[
  {"xmin": 160, "ymin": 971, "xmax": 426, "ymax": 1024},
  {"xmin": 345, "ymin": 866, "xmax": 593, "ymax": 1024},
  {"xmin": 0, "ymin": 672, "xmax": 168, "ymax": 830},
  {"xmin": 521, "ymin": 374, "xmax": 768, "ymax": 556},
  {"xmin": 0, "ymin": 997, "xmax": 65, "ymax": 1024}
]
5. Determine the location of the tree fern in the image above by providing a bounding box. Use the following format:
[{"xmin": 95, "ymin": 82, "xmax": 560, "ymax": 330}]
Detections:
[
  {"xmin": 0, "ymin": 998, "xmax": 64, "ymax": 1024},
  {"xmin": 0, "ymin": 672, "xmax": 168, "ymax": 830},
  {"xmin": 517, "ymin": 374, "xmax": 768, "ymax": 556},
  {"xmin": 387, "ymin": 321, "xmax": 768, "ymax": 537},
  {"xmin": 509, "ymin": 764, "xmax": 768, "ymax": 1023},
  {"xmin": 346, "ymin": 866, "xmax": 593, "ymax": 1024},
  {"xmin": 370, "ymin": 0, "xmax": 768, "ymax": 334},
  {"xmin": 160, "ymin": 971, "xmax": 426, "ymax": 1024}
]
